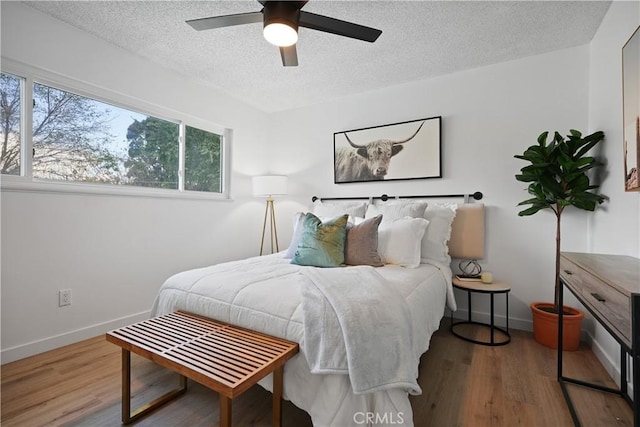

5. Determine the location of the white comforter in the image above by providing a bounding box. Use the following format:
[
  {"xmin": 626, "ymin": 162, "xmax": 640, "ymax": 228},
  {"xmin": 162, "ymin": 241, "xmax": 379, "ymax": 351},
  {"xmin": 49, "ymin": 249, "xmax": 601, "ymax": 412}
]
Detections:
[{"xmin": 151, "ymin": 254, "xmax": 453, "ymax": 427}]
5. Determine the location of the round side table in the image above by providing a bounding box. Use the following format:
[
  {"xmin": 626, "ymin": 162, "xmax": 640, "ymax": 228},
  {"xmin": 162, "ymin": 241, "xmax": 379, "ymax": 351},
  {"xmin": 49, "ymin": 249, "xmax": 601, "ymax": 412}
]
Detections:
[{"xmin": 450, "ymin": 277, "xmax": 511, "ymax": 346}]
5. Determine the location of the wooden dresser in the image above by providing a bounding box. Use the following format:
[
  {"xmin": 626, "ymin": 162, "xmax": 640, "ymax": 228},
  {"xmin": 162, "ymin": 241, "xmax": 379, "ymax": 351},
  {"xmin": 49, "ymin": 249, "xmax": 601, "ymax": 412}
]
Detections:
[{"xmin": 558, "ymin": 252, "xmax": 639, "ymax": 427}]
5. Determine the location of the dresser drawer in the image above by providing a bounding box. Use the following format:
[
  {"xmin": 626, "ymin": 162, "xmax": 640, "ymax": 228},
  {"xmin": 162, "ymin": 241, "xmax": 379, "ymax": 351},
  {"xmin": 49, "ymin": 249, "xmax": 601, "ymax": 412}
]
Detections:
[
  {"xmin": 560, "ymin": 255, "xmax": 631, "ymax": 348},
  {"xmin": 560, "ymin": 256, "xmax": 584, "ymax": 292},
  {"xmin": 580, "ymin": 275, "xmax": 631, "ymax": 346}
]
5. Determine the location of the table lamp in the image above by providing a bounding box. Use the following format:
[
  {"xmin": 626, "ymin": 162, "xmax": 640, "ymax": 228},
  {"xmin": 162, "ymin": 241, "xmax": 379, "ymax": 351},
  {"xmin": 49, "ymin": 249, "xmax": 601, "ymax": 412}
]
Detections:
[{"xmin": 448, "ymin": 204, "xmax": 485, "ymax": 277}]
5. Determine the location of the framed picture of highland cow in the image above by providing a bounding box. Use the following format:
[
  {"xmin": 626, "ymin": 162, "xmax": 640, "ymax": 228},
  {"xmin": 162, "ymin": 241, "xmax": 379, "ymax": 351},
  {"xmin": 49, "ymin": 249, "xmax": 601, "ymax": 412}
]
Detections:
[
  {"xmin": 623, "ymin": 25, "xmax": 640, "ymax": 191},
  {"xmin": 333, "ymin": 116, "xmax": 441, "ymax": 184}
]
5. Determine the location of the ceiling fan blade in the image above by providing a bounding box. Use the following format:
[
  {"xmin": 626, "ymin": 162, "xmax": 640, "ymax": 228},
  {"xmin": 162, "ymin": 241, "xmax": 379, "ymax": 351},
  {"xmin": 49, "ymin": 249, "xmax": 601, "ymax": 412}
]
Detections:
[
  {"xmin": 280, "ymin": 45, "xmax": 298, "ymax": 66},
  {"xmin": 186, "ymin": 11, "xmax": 263, "ymax": 31},
  {"xmin": 299, "ymin": 11, "xmax": 381, "ymax": 42}
]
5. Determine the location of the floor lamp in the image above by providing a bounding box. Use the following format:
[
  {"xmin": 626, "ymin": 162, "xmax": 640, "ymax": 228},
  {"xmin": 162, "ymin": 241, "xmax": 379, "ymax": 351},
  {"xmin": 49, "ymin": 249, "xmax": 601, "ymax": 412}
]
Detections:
[{"xmin": 252, "ymin": 175, "xmax": 288, "ymax": 255}]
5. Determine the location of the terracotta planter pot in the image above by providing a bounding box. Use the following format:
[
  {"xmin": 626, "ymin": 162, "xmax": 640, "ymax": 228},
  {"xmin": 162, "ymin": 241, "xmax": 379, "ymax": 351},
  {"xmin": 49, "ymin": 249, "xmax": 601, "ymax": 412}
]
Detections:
[{"xmin": 530, "ymin": 302, "xmax": 584, "ymax": 351}]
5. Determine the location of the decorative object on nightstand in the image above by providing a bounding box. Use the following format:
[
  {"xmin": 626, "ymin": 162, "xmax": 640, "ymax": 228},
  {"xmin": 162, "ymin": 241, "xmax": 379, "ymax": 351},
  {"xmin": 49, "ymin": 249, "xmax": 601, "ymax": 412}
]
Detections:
[
  {"xmin": 450, "ymin": 276, "xmax": 511, "ymax": 346},
  {"xmin": 515, "ymin": 129, "xmax": 606, "ymax": 350},
  {"xmin": 480, "ymin": 272, "xmax": 493, "ymax": 284},
  {"xmin": 252, "ymin": 175, "xmax": 287, "ymax": 255}
]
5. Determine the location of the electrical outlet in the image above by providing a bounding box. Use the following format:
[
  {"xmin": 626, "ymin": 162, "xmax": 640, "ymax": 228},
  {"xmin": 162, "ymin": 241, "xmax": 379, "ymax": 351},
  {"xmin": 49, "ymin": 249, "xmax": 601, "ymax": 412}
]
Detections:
[{"xmin": 59, "ymin": 289, "xmax": 72, "ymax": 307}]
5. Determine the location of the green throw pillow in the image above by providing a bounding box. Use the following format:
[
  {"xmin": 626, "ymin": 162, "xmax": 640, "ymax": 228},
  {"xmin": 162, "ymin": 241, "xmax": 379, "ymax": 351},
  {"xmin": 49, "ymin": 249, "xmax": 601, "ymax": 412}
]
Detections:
[{"xmin": 291, "ymin": 213, "xmax": 349, "ymax": 267}]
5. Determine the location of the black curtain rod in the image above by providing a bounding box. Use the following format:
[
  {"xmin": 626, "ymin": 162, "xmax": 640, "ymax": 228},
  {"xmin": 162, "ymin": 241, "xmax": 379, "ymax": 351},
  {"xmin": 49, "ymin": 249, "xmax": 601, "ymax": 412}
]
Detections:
[{"xmin": 312, "ymin": 191, "xmax": 483, "ymax": 203}]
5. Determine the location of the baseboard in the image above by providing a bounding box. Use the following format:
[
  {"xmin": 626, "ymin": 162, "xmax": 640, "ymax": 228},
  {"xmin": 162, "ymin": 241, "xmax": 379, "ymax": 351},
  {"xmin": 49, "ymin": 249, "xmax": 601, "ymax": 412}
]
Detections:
[
  {"xmin": 587, "ymin": 330, "xmax": 620, "ymax": 386},
  {"xmin": 1, "ymin": 310, "xmax": 151, "ymax": 364},
  {"xmin": 449, "ymin": 308, "xmax": 533, "ymax": 332},
  {"xmin": 587, "ymin": 330, "xmax": 634, "ymax": 397}
]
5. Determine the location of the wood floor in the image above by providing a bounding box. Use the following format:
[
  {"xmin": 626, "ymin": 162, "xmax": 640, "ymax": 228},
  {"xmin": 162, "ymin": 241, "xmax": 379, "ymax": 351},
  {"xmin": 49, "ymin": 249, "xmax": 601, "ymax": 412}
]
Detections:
[{"xmin": 1, "ymin": 319, "xmax": 633, "ymax": 426}]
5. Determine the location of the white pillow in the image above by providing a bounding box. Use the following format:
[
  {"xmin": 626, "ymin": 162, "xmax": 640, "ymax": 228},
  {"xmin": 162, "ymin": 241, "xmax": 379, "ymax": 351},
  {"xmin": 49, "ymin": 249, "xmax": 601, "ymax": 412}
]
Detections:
[
  {"xmin": 421, "ymin": 204, "xmax": 457, "ymax": 265},
  {"xmin": 365, "ymin": 200, "xmax": 428, "ymax": 223},
  {"xmin": 377, "ymin": 217, "xmax": 429, "ymax": 268},
  {"xmin": 313, "ymin": 201, "xmax": 367, "ymax": 218}
]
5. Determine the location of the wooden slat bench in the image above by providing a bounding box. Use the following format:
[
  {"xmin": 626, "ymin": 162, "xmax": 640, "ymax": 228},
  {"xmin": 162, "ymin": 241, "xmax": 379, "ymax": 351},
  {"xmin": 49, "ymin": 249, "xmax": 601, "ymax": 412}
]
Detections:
[{"xmin": 105, "ymin": 310, "xmax": 299, "ymax": 426}]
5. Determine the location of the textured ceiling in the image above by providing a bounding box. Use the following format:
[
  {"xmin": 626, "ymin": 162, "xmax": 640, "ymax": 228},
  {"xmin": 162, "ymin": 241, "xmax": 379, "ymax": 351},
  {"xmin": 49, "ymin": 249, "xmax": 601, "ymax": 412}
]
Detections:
[{"xmin": 23, "ymin": 1, "xmax": 611, "ymax": 113}]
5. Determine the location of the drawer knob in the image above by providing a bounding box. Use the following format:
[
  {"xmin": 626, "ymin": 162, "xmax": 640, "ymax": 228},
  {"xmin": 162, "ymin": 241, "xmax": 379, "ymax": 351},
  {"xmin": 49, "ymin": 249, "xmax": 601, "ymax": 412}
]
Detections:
[
  {"xmin": 564, "ymin": 269, "xmax": 573, "ymax": 275},
  {"xmin": 591, "ymin": 292, "xmax": 606, "ymax": 303}
]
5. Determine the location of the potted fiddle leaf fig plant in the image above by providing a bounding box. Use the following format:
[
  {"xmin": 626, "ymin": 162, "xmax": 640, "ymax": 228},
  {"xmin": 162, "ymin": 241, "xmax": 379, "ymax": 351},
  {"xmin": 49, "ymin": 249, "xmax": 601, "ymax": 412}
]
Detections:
[{"xmin": 515, "ymin": 129, "xmax": 606, "ymax": 350}]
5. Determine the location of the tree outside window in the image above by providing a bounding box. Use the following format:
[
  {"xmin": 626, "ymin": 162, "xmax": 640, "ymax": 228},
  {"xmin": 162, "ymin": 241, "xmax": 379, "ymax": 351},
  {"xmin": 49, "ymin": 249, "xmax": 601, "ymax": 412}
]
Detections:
[
  {"xmin": 185, "ymin": 125, "xmax": 221, "ymax": 193},
  {"xmin": 32, "ymin": 82, "xmax": 123, "ymax": 183},
  {"xmin": 0, "ymin": 73, "xmax": 21, "ymax": 175}
]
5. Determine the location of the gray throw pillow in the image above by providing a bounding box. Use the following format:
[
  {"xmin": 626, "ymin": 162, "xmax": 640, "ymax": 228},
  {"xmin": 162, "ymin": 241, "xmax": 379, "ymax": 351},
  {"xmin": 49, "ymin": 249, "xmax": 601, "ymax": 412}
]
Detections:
[{"xmin": 344, "ymin": 215, "xmax": 383, "ymax": 267}]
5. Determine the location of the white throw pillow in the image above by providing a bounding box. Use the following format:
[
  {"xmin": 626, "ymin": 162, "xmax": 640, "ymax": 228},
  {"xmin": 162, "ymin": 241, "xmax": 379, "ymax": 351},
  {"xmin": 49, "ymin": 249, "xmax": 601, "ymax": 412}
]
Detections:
[
  {"xmin": 365, "ymin": 200, "xmax": 428, "ymax": 223},
  {"xmin": 377, "ymin": 217, "xmax": 429, "ymax": 268},
  {"xmin": 313, "ymin": 201, "xmax": 368, "ymax": 218},
  {"xmin": 421, "ymin": 204, "xmax": 457, "ymax": 265}
]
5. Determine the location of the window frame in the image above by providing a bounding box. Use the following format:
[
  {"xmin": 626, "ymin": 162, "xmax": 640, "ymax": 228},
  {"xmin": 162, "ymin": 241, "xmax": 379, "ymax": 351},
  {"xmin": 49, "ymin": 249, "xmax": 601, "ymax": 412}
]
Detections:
[{"xmin": 0, "ymin": 59, "xmax": 231, "ymax": 200}]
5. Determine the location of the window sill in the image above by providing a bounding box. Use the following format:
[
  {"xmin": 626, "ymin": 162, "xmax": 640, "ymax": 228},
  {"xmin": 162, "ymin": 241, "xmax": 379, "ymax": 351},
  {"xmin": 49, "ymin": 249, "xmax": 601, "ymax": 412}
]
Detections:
[{"xmin": 0, "ymin": 176, "xmax": 231, "ymax": 201}]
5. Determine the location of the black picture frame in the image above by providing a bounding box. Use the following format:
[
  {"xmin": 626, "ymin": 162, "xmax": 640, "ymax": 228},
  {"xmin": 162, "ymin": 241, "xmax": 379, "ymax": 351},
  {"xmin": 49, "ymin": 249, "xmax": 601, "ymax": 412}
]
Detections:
[
  {"xmin": 333, "ymin": 116, "xmax": 442, "ymax": 184},
  {"xmin": 623, "ymin": 25, "xmax": 640, "ymax": 192}
]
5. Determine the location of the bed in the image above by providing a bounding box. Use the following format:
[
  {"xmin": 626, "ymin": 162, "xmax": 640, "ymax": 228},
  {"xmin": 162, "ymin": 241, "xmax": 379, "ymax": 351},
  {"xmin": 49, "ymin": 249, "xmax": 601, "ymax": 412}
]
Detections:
[{"xmin": 151, "ymin": 193, "xmax": 484, "ymax": 427}]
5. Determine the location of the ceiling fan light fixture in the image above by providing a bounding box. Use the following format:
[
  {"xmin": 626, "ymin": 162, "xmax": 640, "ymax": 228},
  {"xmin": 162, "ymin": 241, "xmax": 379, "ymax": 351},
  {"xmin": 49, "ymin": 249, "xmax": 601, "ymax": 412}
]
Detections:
[
  {"xmin": 262, "ymin": 2, "xmax": 300, "ymax": 47},
  {"xmin": 263, "ymin": 22, "xmax": 298, "ymax": 47},
  {"xmin": 187, "ymin": 0, "xmax": 382, "ymax": 66}
]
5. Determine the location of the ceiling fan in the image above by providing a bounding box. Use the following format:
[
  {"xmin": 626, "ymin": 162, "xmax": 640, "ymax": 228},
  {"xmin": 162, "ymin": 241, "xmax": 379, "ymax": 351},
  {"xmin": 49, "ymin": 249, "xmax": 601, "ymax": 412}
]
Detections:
[{"xmin": 186, "ymin": 1, "xmax": 382, "ymax": 67}]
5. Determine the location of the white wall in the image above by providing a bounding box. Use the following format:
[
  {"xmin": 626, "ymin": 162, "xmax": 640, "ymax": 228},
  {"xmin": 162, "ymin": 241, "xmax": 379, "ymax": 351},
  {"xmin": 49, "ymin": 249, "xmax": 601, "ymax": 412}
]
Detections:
[
  {"xmin": 585, "ymin": 0, "xmax": 640, "ymax": 386},
  {"xmin": 268, "ymin": 45, "xmax": 592, "ymax": 329},
  {"xmin": 0, "ymin": 2, "xmax": 272, "ymax": 362},
  {"xmin": 588, "ymin": 1, "xmax": 640, "ymax": 258}
]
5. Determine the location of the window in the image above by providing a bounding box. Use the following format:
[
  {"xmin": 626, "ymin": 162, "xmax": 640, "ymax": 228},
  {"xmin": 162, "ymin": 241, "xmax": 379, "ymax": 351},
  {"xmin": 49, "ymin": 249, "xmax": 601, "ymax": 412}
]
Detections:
[
  {"xmin": 0, "ymin": 73, "xmax": 21, "ymax": 176},
  {"xmin": 185, "ymin": 125, "xmax": 222, "ymax": 193},
  {"xmin": 0, "ymin": 70, "xmax": 226, "ymax": 196}
]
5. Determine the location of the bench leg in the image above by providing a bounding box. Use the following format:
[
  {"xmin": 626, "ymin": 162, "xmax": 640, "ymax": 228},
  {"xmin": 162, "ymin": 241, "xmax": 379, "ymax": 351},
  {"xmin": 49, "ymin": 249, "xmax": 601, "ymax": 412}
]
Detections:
[
  {"xmin": 220, "ymin": 394, "xmax": 232, "ymax": 427},
  {"xmin": 272, "ymin": 366, "xmax": 283, "ymax": 427},
  {"xmin": 121, "ymin": 349, "xmax": 188, "ymax": 424}
]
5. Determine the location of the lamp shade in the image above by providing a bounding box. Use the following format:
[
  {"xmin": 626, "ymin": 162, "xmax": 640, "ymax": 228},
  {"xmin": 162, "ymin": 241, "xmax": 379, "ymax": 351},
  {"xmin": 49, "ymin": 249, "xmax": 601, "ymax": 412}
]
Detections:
[
  {"xmin": 252, "ymin": 175, "xmax": 288, "ymax": 197},
  {"xmin": 448, "ymin": 204, "xmax": 485, "ymax": 260}
]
